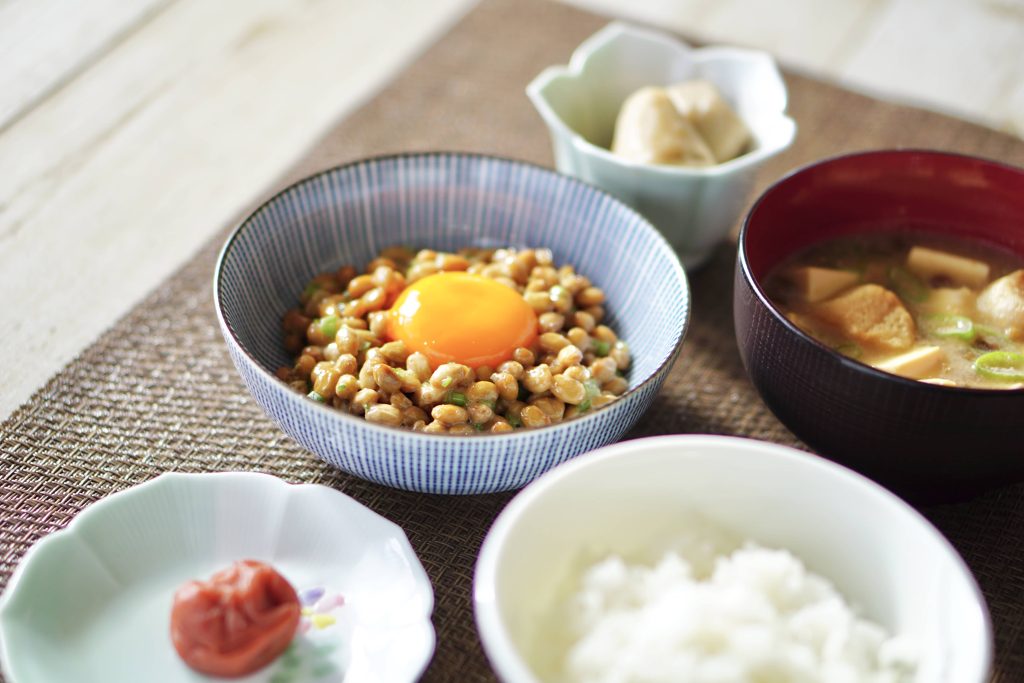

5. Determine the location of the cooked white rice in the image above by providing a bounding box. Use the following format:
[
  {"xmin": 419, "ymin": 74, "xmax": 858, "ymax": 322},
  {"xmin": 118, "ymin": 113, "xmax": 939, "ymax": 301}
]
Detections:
[{"xmin": 562, "ymin": 545, "xmax": 917, "ymax": 683}]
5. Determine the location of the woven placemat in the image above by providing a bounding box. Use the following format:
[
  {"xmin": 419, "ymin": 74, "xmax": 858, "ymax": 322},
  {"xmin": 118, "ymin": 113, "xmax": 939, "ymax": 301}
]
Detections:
[{"xmin": 3, "ymin": 0, "xmax": 1024, "ymax": 680}]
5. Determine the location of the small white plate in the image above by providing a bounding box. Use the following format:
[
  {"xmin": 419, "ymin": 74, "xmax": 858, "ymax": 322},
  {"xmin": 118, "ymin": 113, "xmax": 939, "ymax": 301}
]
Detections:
[{"xmin": 0, "ymin": 472, "xmax": 435, "ymax": 683}]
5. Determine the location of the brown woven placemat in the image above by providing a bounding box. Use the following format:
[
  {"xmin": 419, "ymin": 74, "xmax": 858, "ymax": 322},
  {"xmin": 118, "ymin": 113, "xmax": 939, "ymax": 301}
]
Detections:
[{"xmin": 3, "ymin": 0, "xmax": 1024, "ymax": 680}]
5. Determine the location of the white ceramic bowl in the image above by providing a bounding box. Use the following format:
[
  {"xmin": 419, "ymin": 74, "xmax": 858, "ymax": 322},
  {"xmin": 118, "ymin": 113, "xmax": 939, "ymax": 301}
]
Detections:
[
  {"xmin": 0, "ymin": 473, "xmax": 435, "ymax": 683},
  {"xmin": 474, "ymin": 435, "xmax": 991, "ymax": 683},
  {"xmin": 527, "ymin": 22, "xmax": 797, "ymax": 268}
]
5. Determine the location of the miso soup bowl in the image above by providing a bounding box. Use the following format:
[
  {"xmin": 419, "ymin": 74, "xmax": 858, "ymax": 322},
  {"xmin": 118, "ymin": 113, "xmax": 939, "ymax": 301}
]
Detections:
[{"xmin": 735, "ymin": 150, "xmax": 1024, "ymax": 500}]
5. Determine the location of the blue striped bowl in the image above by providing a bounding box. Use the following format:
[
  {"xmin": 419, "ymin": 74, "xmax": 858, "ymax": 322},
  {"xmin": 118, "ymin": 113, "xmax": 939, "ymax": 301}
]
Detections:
[{"xmin": 214, "ymin": 153, "xmax": 690, "ymax": 494}]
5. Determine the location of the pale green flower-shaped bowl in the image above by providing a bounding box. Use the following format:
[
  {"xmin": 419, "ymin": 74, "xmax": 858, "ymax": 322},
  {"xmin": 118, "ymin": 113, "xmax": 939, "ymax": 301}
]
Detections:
[{"xmin": 527, "ymin": 22, "xmax": 797, "ymax": 268}]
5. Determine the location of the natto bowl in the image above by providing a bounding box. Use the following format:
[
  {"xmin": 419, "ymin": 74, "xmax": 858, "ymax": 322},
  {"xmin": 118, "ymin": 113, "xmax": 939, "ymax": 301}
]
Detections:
[
  {"xmin": 735, "ymin": 150, "xmax": 1024, "ymax": 501},
  {"xmin": 215, "ymin": 152, "xmax": 690, "ymax": 494}
]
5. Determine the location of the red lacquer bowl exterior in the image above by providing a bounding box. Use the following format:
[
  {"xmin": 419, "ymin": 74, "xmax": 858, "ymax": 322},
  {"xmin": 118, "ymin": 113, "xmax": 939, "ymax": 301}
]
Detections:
[{"xmin": 735, "ymin": 150, "xmax": 1024, "ymax": 500}]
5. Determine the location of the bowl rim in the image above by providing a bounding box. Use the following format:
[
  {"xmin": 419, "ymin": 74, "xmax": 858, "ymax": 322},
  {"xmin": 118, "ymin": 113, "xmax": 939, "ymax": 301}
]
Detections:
[
  {"xmin": 525, "ymin": 21, "xmax": 798, "ymax": 179},
  {"xmin": 212, "ymin": 150, "xmax": 691, "ymax": 443},
  {"xmin": 738, "ymin": 147, "xmax": 1024, "ymax": 396},
  {"xmin": 472, "ymin": 433, "xmax": 993, "ymax": 683}
]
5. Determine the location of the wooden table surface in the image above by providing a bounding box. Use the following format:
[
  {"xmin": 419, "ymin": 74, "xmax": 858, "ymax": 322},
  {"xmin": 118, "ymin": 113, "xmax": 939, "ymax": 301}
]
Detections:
[{"xmin": 2, "ymin": 0, "xmax": 1023, "ymax": 419}]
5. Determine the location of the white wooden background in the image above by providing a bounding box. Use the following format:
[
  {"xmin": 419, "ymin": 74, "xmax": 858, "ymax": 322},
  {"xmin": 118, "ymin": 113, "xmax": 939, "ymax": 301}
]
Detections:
[{"xmin": 1, "ymin": 0, "xmax": 1022, "ymax": 420}]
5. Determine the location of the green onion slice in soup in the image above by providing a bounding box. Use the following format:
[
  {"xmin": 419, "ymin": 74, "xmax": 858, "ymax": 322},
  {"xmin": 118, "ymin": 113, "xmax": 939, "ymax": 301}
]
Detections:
[
  {"xmin": 974, "ymin": 351, "xmax": 1024, "ymax": 382},
  {"xmin": 922, "ymin": 314, "xmax": 975, "ymax": 342},
  {"xmin": 889, "ymin": 267, "xmax": 928, "ymax": 303}
]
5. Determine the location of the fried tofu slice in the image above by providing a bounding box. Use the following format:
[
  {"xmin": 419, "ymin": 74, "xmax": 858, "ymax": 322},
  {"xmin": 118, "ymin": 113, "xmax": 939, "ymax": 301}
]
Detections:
[
  {"xmin": 906, "ymin": 246, "xmax": 989, "ymax": 288},
  {"xmin": 976, "ymin": 269, "xmax": 1024, "ymax": 341},
  {"xmin": 811, "ymin": 284, "xmax": 915, "ymax": 351},
  {"xmin": 873, "ymin": 346, "xmax": 945, "ymax": 379},
  {"xmin": 786, "ymin": 266, "xmax": 859, "ymax": 303}
]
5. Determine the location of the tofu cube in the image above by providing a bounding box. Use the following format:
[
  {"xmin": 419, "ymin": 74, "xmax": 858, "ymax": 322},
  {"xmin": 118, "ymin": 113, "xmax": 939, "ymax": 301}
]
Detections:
[
  {"xmin": 812, "ymin": 284, "xmax": 915, "ymax": 351},
  {"xmin": 906, "ymin": 246, "xmax": 989, "ymax": 288},
  {"xmin": 787, "ymin": 266, "xmax": 859, "ymax": 303},
  {"xmin": 920, "ymin": 377, "xmax": 957, "ymax": 387},
  {"xmin": 872, "ymin": 346, "xmax": 945, "ymax": 380},
  {"xmin": 976, "ymin": 269, "xmax": 1024, "ymax": 341},
  {"xmin": 919, "ymin": 287, "xmax": 976, "ymax": 316}
]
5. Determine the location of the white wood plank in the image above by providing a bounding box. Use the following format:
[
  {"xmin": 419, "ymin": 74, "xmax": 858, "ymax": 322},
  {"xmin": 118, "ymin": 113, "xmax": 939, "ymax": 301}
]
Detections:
[
  {"xmin": 0, "ymin": 0, "xmax": 173, "ymax": 131},
  {"xmin": 0, "ymin": 0, "xmax": 475, "ymax": 419},
  {"xmin": 559, "ymin": 0, "xmax": 888, "ymax": 71},
  {"xmin": 688, "ymin": 0, "xmax": 888, "ymax": 70},
  {"xmin": 838, "ymin": 0, "xmax": 1024, "ymax": 135}
]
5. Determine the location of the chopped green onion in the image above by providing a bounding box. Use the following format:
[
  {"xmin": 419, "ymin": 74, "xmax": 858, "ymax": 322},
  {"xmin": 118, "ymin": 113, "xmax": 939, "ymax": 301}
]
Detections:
[
  {"xmin": 359, "ymin": 340, "xmax": 372, "ymax": 352},
  {"xmin": 483, "ymin": 399, "xmax": 497, "ymax": 409},
  {"xmin": 507, "ymin": 414, "xmax": 522, "ymax": 428},
  {"xmin": 584, "ymin": 378, "xmax": 601, "ymax": 398},
  {"xmin": 318, "ymin": 315, "xmax": 339, "ymax": 339},
  {"xmin": 578, "ymin": 399, "xmax": 592, "ymax": 412},
  {"xmin": 307, "ymin": 390, "xmax": 326, "ymax": 403},
  {"xmin": 395, "ymin": 368, "xmax": 420, "ymax": 388},
  {"xmin": 337, "ymin": 382, "xmax": 348, "ymax": 392},
  {"xmin": 889, "ymin": 267, "xmax": 928, "ymax": 303},
  {"xmin": 441, "ymin": 376, "xmax": 453, "ymax": 388},
  {"xmin": 592, "ymin": 340, "xmax": 611, "ymax": 357},
  {"xmin": 922, "ymin": 314, "xmax": 975, "ymax": 342},
  {"xmin": 473, "ymin": 423, "xmax": 485, "ymax": 432},
  {"xmin": 303, "ymin": 282, "xmax": 322, "ymax": 299},
  {"xmin": 974, "ymin": 351, "xmax": 1024, "ymax": 382},
  {"xmin": 448, "ymin": 391, "xmax": 467, "ymax": 407}
]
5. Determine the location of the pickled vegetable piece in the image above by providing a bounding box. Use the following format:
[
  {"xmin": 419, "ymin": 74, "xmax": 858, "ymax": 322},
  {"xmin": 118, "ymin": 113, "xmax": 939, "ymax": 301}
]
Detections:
[
  {"xmin": 170, "ymin": 560, "xmax": 301, "ymax": 678},
  {"xmin": 611, "ymin": 87, "xmax": 716, "ymax": 166},
  {"xmin": 665, "ymin": 79, "xmax": 751, "ymax": 162}
]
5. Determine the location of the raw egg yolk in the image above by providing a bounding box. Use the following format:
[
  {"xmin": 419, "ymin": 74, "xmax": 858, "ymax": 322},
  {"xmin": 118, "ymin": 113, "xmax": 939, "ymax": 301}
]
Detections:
[{"xmin": 387, "ymin": 272, "xmax": 538, "ymax": 369}]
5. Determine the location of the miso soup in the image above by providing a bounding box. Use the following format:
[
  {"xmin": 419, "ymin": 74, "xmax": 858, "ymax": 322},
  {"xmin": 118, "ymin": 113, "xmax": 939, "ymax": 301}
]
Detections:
[{"xmin": 764, "ymin": 233, "xmax": 1024, "ymax": 389}]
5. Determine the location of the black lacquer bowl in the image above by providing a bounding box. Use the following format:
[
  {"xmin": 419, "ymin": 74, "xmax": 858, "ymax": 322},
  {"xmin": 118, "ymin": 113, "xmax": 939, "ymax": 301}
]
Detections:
[{"xmin": 735, "ymin": 150, "xmax": 1024, "ymax": 501}]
